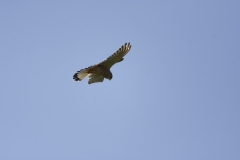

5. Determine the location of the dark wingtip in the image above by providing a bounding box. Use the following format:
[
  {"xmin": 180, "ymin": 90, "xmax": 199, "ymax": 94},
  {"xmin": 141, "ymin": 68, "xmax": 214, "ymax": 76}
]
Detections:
[
  {"xmin": 73, "ymin": 72, "xmax": 81, "ymax": 81},
  {"xmin": 126, "ymin": 42, "xmax": 131, "ymax": 49}
]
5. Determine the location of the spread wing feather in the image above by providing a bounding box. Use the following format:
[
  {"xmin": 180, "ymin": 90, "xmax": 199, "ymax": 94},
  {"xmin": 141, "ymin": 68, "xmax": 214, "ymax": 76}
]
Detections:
[
  {"xmin": 73, "ymin": 65, "xmax": 97, "ymax": 81},
  {"xmin": 98, "ymin": 42, "xmax": 131, "ymax": 69}
]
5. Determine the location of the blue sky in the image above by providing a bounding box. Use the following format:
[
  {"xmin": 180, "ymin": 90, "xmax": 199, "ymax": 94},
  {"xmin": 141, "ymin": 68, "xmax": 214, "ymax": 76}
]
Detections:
[{"xmin": 0, "ymin": 1, "xmax": 240, "ymax": 159}]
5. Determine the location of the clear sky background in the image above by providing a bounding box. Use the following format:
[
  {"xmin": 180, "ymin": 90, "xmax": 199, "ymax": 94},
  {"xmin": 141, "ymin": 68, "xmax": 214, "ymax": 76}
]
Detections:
[{"xmin": 0, "ymin": 1, "xmax": 240, "ymax": 159}]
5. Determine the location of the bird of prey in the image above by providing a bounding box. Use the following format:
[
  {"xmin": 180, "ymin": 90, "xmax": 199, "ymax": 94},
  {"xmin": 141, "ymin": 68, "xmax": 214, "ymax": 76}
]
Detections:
[{"xmin": 73, "ymin": 42, "xmax": 132, "ymax": 84}]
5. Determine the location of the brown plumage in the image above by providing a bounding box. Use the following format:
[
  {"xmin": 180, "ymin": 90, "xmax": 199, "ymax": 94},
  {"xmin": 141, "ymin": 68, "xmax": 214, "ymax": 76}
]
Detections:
[{"xmin": 73, "ymin": 42, "xmax": 132, "ymax": 84}]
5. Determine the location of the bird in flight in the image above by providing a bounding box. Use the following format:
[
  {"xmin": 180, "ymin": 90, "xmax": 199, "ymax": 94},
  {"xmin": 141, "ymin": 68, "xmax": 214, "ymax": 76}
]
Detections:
[{"xmin": 73, "ymin": 42, "xmax": 132, "ymax": 84}]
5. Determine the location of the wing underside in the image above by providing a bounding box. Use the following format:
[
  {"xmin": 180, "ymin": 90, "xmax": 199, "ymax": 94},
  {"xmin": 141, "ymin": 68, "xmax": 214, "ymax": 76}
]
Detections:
[
  {"xmin": 73, "ymin": 65, "xmax": 96, "ymax": 81},
  {"xmin": 98, "ymin": 42, "xmax": 131, "ymax": 69}
]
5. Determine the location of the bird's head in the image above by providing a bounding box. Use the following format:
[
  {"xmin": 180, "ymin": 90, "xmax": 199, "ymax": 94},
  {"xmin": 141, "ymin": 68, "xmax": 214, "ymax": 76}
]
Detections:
[{"xmin": 106, "ymin": 73, "xmax": 113, "ymax": 80}]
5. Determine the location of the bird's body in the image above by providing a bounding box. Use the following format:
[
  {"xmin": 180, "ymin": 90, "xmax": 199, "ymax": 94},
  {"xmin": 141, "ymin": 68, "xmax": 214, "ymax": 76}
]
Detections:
[{"xmin": 73, "ymin": 42, "xmax": 131, "ymax": 84}]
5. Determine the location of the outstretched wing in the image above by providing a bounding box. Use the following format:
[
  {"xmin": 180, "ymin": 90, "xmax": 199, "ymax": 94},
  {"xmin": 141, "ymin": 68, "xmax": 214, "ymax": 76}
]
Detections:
[
  {"xmin": 73, "ymin": 65, "xmax": 97, "ymax": 81},
  {"xmin": 88, "ymin": 74, "xmax": 104, "ymax": 84},
  {"xmin": 98, "ymin": 42, "xmax": 131, "ymax": 69}
]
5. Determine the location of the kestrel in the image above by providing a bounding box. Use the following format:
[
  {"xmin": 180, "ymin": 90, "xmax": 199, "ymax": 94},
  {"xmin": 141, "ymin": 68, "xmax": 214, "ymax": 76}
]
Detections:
[{"xmin": 73, "ymin": 42, "xmax": 132, "ymax": 84}]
